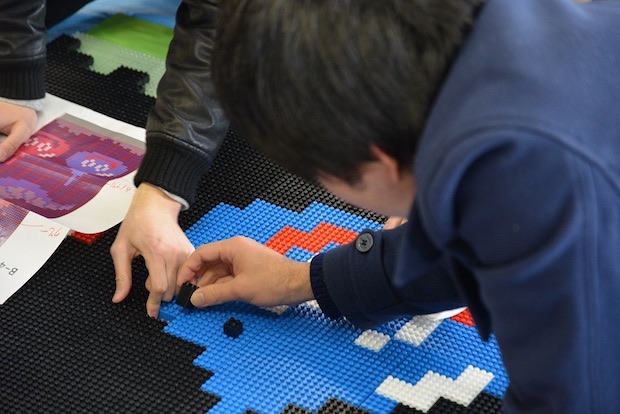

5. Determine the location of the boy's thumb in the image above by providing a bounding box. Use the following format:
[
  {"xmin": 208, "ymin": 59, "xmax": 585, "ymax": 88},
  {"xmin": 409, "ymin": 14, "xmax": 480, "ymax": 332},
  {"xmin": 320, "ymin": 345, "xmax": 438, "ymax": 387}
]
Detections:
[
  {"xmin": 190, "ymin": 290, "xmax": 207, "ymax": 307},
  {"xmin": 191, "ymin": 284, "xmax": 236, "ymax": 308}
]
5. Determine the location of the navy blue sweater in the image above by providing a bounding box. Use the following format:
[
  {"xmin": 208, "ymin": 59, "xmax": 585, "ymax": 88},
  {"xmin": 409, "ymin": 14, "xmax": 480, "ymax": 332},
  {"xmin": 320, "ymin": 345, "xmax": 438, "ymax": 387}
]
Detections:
[{"xmin": 311, "ymin": 0, "xmax": 620, "ymax": 412}]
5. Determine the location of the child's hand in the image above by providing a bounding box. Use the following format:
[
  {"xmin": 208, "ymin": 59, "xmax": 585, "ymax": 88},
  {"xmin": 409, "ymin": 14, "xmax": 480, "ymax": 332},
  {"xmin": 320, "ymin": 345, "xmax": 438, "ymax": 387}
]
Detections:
[
  {"xmin": 177, "ymin": 236, "xmax": 313, "ymax": 309},
  {"xmin": 383, "ymin": 216, "xmax": 408, "ymax": 229},
  {"xmin": 0, "ymin": 101, "xmax": 37, "ymax": 162}
]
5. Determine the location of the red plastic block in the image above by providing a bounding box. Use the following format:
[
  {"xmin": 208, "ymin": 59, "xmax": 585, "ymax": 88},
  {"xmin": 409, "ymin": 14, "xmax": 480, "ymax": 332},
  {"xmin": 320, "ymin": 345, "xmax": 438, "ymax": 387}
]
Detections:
[
  {"xmin": 451, "ymin": 308, "xmax": 475, "ymax": 327},
  {"xmin": 266, "ymin": 222, "xmax": 358, "ymax": 254},
  {"xmin": 70, "ymin": 230, "xmax": 105, "ymax": 245}
]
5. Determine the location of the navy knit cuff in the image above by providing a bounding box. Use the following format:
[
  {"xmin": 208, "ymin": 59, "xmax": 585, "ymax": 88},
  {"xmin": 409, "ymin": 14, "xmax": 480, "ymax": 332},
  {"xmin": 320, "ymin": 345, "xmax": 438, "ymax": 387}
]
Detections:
[{"xmin": 309, "ymin": 254, "xmax": 342, "ymax": 320}]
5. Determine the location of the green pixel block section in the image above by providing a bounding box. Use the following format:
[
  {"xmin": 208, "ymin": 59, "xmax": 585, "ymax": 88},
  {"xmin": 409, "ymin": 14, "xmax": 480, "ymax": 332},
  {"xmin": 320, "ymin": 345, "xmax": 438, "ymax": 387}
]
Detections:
[
  {"xmin": 75, "ymin": 33, "xmax": 165, "ymax": 97},
  {"xmin": 87, "ymin": 14, "xmax": 173, "ymax": 59}
]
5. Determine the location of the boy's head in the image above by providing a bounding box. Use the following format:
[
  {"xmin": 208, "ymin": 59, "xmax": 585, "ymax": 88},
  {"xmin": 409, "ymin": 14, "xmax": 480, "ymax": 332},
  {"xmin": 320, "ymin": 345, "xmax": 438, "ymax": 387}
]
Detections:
[{"xmin": 212, "ymin": 0, "xmax": 482, "ymax": 213}]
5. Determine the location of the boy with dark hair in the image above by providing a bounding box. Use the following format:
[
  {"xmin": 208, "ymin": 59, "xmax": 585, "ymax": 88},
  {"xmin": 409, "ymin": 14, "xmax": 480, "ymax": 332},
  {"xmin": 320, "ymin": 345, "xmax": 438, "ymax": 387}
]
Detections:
[{"xmin": 178, "ymin": 0, "xmax": 620, "ymax": 412}]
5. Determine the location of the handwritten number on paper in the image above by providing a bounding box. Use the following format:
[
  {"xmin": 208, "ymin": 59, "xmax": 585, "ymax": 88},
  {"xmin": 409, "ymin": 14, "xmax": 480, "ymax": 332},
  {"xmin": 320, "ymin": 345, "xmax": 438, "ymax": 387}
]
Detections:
[
  {"xmin": 43, "ymin": 227, "xmax": 62, "ymax": 237},
  {"xmin": 0, "ymin": 262, "xmax": 18, "ymax": 275},
  {"xmin": 106, "ymin": 182, "xmax": 134, "ymax": 193}
]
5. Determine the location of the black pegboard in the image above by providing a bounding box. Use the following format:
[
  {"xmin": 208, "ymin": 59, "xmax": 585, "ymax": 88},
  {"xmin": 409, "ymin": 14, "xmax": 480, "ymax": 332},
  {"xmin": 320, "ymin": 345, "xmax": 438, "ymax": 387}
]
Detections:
[
  {"xmin": 391, "ymin": 393, "xmax": 503, "ymax": 414},
  {"xmin": 0, "ymin": 232, "xmax": 219, "ymax": 413}
]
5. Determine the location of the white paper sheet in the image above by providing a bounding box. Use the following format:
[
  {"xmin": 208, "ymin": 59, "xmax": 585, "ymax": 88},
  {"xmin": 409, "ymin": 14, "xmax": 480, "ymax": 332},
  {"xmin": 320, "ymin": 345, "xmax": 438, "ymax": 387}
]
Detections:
[
  {"xmin": 35, "ymin": 95, "xmax": 145, "ymax": 233},
  {"xmin": 0, "ymin": 211, "xmax": 70, "ymax": 304},
  {"xmin": 0, "ymin": 94, "xmax": 146, "ymax": 304}
]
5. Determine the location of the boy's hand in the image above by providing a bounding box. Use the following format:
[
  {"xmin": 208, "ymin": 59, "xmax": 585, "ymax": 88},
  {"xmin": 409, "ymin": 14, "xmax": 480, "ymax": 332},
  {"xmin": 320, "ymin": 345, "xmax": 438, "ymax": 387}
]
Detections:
[
  {"xmin": 110, "ymin": 183, "xmax": 195, "ymax": 318},
  {"xmin": 178, "ymin": 236, "xmax": 313, "ymax": 309},
  {"xmin": 383, "ymin": 216, "xmax": 408, "ymax": 229},
  {"xmin": 0, "ymin": 101, "xmax": 38, "ymax": 162}
]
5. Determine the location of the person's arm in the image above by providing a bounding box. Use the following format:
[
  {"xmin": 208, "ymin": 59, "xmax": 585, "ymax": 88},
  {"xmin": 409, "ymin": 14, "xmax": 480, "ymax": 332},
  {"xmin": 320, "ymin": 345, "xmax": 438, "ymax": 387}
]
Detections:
[
  {"xmin": 111, "ymin": 0, "xmax": 229, "ymax": 318},
  {"xmin": 311, "ymin": 221, "xmax": 464, "ymax": 330},
  {"xmin": 178, "ymin": 236, "xmax": 313, "ymax": 309},
  {"xmin": 177, "ymin": 223, "xmax": 464, "ymax": 331},
  {"xmin": 0, "ymin": 0, "xmax": 46, "ymax": 162},
  {"xmin": 426, "ymin": 130, "xmax": 608, "ymax": 413},
  {"xmin": 134, "ymin": 0, "xmax": 229, "ymax": 205}
]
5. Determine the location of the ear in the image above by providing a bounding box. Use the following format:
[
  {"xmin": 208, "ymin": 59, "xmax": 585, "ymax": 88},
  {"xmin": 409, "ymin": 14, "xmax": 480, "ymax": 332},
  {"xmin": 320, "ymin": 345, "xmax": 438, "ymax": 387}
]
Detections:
[{"xmin": 369, "ymin": 145, "xmax": 401, "ymax": 183}]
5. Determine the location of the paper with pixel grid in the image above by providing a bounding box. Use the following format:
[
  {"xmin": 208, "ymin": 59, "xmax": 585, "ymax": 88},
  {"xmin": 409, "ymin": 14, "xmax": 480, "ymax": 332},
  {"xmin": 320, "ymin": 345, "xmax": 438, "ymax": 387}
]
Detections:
[{"xmin": 0, "ymin": 94, "xmax": 145, "ymax": 304}]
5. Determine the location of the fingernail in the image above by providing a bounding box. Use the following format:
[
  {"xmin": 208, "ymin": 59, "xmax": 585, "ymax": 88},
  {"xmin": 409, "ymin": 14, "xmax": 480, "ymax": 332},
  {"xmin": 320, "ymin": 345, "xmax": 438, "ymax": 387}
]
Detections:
[
  {"xmin": 112, "ymin": 291, "xmax": 121, "ymax": 302},
  {"xmin": 191, "ymin": 292, "xmax": 205, "ymax": 307}
]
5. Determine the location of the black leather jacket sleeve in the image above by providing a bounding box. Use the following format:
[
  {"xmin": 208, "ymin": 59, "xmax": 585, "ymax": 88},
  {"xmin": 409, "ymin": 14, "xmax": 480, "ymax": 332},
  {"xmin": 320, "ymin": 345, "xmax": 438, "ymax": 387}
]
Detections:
[
  {"xmin": 0, "ymin": 0, "xmax": 46, "ymax": 99},
  {"xmin": 134, "ymin": 0, "xmax": 230, "ymax": 205}
]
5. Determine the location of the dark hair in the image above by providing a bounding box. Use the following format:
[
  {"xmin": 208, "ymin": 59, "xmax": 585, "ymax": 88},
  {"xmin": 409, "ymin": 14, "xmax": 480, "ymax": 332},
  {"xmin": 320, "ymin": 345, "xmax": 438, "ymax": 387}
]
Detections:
[{"xmin": 212, "ymin": 0, "xmax": 483, "ymax": 183}]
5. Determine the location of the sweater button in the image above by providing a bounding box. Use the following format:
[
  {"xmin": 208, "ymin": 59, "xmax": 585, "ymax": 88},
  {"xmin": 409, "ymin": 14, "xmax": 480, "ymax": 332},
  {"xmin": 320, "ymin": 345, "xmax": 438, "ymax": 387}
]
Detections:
[{"xmin": 355, "ymin": 233, "xmax": 374, "ymax": 253}]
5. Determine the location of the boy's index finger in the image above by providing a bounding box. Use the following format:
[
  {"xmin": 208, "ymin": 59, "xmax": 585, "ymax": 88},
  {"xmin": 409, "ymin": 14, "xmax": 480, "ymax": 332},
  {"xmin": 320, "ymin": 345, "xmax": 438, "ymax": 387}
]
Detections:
[
  {"xmin": 181, "ymin": 239, "xmax": 234, "ymax": 271},
  {"xmin": 143, "ymin": 254, "xmax": 170, "ymax": 318},
  {"xmin": 0, "ymin": 126, "xmax": 28, "ymax": 161},
  {"xmin": 110, "ymin": 243, "xmax": 136, "ymax": 303},
  {"xmin": 177, "ymin": 244, "xmax": 222, "ymax": 284},
  {"xmin": 146, "ymin": 292, "xmax": 163, "ymax": 318}
]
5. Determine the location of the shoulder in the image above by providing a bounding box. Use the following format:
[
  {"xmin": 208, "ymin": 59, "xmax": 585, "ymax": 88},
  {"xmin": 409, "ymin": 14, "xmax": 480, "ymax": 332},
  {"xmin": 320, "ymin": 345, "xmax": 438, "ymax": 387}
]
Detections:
[{"xmin": 415, "ymin": 124, "xmax": 595, "ymax": 251}]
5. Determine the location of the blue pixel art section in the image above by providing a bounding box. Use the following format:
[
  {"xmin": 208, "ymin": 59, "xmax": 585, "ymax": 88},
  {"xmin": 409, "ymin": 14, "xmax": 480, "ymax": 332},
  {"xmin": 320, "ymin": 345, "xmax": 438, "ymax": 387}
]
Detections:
[
  {"xmin": 184, "ymin": 199, "xmax": 382, "ymax": 249},
  {"xmin": 160, "ymin": 199, "xmax": 508, "ymax": 413}
]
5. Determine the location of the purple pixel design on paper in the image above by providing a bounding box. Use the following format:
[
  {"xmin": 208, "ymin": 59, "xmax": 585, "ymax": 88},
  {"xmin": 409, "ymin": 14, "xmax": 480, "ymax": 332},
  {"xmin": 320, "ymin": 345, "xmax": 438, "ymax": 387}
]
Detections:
[
  {"xmin": 0, "ymin": 114, "xmax": 144, "ymax": 219},
  {"xmin": 0, "ymin": 199, "xmax": 28, "ymax": 248}
]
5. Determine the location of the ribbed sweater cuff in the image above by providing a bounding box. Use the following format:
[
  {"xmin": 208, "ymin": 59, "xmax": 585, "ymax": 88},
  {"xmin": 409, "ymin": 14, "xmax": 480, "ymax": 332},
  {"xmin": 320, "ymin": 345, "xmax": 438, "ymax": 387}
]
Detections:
[
  {"xmin": 0, "ymin": 60, "xmax": 46, "ymax": 100},
  {"xmin": 309, "ymin": 254, "xmax": 342, "ymax": 320},
  {"xmin": 134, "ymin": 134, "xmax": 212, "ymax": 206}
]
